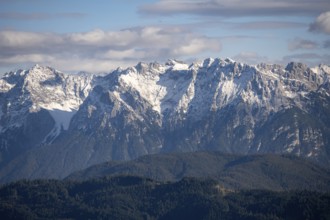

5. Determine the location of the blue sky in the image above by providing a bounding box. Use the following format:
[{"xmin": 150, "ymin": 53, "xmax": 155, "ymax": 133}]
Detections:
[{"xmin": 0, "ymin": 0, "xmax": 330, "ymax": 73}]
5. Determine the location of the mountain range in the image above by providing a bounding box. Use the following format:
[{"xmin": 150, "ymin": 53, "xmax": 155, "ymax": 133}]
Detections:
[{"xmin": 0, "ymin": 58, "xmax": 330, "ymax": 183}]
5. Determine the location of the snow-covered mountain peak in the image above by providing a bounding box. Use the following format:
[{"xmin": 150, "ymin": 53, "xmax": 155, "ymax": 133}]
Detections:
[
  {"xmin": 118, "ymin": 64, "xmax": 166, "ymax": 113},
  {"xmin": 194, "ymin": 57, "xmax": 215, "ymax": 69},
  {"xmin": 165, "ymin": 59, "xmax": 185, "ymax": 66},
  {"xmin": 0, "ymin": 65, "xmax": 94, "ymax": 140},
  {"xmin": 134, "ymin": 62, "xmax": 149, "ymax": 73},
  {"xmin": 165, "ymin": 59, "xmax": 189, "ymax": 71},
  {"xmin": 2, "ymin": 60, "xmax": 329, "ymax": 120},
  {"xmin": 285, "ymin": 62, "xmax": 308, "ymax": 73},
  {"xmin": 98, "ymin": 57, "xmax": 321, "ymax": 122},
  {"xmin": 190, "ymin": 57, "xmax": 242, "ymax": 72},
  {"xmin": 224, "ymin": 57, "xmax": 235, "ymax": 63},
  {"xmin": 0, "ymin": 71, "xmax": 19, "ymax": 93},
  {"xmin": 310, "ymin": 64, "xmax": 330, "ymax": 76},
  {"xmin": 1, "ymin": 60, "xmax": 330, "ymax": 124},
  {"xmin": 33, "ymin": 63, "xmax": 41, "ymax": 68},
  {"xmin": 2, "ymin": 69, "xmax": 26, "ymax": 78},
  {"xmin": 115, "ymin": 58, "xmax": 253, "ymax": 117}
]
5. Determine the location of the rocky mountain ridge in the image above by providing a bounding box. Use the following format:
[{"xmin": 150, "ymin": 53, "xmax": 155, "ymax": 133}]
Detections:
[{"xmin": 0, "ymin": 58, "xmax": 330, "ymax": 182}]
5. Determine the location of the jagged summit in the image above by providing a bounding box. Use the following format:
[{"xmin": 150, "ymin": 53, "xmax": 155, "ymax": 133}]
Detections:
[
  {"xmin": 0, "ymin": 58, "xmax": 330, "ymax": 182},
  {"xmin": 1, "ymin": 57, "xmax": 329, "ymax": 118}
]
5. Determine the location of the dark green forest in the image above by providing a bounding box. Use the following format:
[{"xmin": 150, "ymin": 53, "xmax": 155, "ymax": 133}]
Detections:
[{"xmin": 1, "ymin": 176, "xmax": 330, "ymax": 220}]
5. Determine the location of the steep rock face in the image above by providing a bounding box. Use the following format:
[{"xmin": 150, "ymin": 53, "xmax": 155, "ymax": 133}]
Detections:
[
  {"xmin": 69, "ymin": 72, "xmax": 163, "ymax": 162},
  {"xmin": 0, "ymin": 58, "xmax": 330, "ymax": 182},
  {"xmin": 0, "ymin": 65, "xmax": 93, "ymax": 164}
]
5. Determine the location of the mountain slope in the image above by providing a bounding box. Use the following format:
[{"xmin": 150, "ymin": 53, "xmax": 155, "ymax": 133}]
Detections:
[
  {"xmin": 66, "ymin": 152, "xmax": 330, "ymax": 191},
  {"xmin": 1, "ymin": 58, "xmax": 330, "ymax": 183}
]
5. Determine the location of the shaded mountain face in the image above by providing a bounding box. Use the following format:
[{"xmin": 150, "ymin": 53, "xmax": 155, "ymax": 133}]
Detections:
[
  {"xmin": 66, "ymin": 152, "xmax": 330, "ymax": 192},
  {"xmin": 0, "ymin": 58, "xmax": 330, "ymax": 182}
]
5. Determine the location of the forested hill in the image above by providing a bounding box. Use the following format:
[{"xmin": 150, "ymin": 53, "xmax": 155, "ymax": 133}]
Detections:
[
  {"xmin": 1, "ymin": 176, "xmax": 330, "ymax": 220},
  {"xmin": 66, "ymin": 152, "xmax": 330, "ymax": 192}
]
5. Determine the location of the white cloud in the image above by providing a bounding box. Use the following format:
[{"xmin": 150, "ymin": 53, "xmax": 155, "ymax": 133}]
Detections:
[
  {"xmin": 0, "ymin": 30, "xmax": 62, "ymax": 48},
  {"xmin": 69, "ymin": 29, "xmax": 107, "ymax": 44},
  {"xmin": 0, "ymin": 27, "xmax": 222, "ymax": 73},
  {"xmin": 174, "ymin": 38, "xmax": 221, "ymax": 55},
  {"xmin": 309, "ymin": 11, "xmax": 330, "ymax": 34}
]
